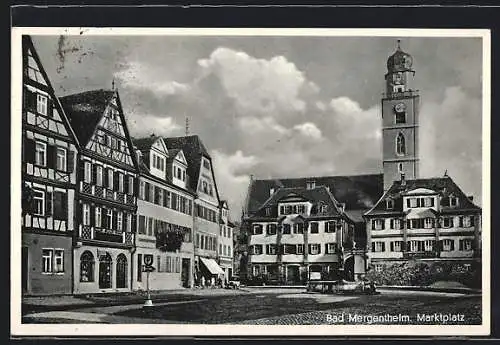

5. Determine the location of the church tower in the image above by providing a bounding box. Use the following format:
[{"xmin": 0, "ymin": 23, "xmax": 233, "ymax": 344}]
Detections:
[{"xmin": 382, "ymin": 40, "xmax": 420, "ymax": 191}]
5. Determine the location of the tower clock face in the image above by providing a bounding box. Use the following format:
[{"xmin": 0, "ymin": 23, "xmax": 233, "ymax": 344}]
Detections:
[{"xmin": 394, "ymin": 102, "xmax": 406, "ymax": 113}]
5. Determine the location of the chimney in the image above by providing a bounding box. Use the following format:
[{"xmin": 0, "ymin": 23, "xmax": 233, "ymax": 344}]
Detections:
[
  {"xmin": 400, "ymin": 172, "xmax": 406, "ymax": 186},
  {"xmin": 468, "ymin": 195, "xmax": 474, "ymax": 202}
]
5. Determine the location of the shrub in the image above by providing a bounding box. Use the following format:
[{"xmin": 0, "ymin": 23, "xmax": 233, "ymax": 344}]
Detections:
[{"xmin": 366, "ymin": 261, "xmax": 481, "ymax": 289}]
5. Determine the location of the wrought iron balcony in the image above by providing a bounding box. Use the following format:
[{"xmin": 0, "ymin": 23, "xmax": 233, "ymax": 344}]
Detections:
[{"xmin": 78, "ymin": 225, "xmax": 134, "ymax": 246}]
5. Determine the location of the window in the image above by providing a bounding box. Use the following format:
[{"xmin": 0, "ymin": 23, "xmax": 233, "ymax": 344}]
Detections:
[
  {"xmin": 293, "ymin": 223, "xmax": 304, "ymax": 234},
  {"xmin": 203, "ymin": 159, "xmax": 210, "ymax": 170},
  {"xmin": 82, "ymin": 204, "xmax": 90, "ymax": 225},
  {"xmin": 127, "ymin": 214, "xmax": 132, "ymax": 232},
  {"xmin": 105, "ymin": 209, "xmax": 113, "ymax": 230},
  {"xmin": 253, "ymin": 265, "xmax": 261, "ymax": 276},
  {"xmin": 372, "ymin": 219, "xmax": 385, "ymax": 230},
  {"xmin": 459, "ymin": 239, "xmax": 473, "ymax": 251},
  {"xmin": 42, "ymin": 249, "xmax": 52, "ymax": 273},
  {"xmin": 80, "ymin": 251, "xmax": 95, "ymax": 282},
  {"xmin": 128, "ymin": 176, "xmax": 134, "ymax": 195},
  {"xmin": 107, "ymin": 169, "xmax": 114, "ymax": 190},
  {"xmin": 390, "ymin": 241, "xmax": 403, "ymax": 252},
  {"xmin": 450, "ymin": 197, "xmax": 459, "ymax": 207},
  {"xmin": 297, "ymin": 205, "xmax": 306, "ymax": 214},
  {"xmin": 37, "ymin": 94, "xmax": 48, "ymax": 115},
  {"xmin": 139, "ymin": 181, "xmax": 145, "ymax": 200},
  {"xmin": 266, "ymin": 224, "xmax": 277, "ymax": 235},
  {"xmin": 252, "ymin": 245, "xmax": 263, "ymax": 255},
  {"xmin": 424, "ymin": 240, "xmax": 435, "ymax": 252},
  {"xmin": 372, "ymin": 242, "xmax": 386, "ymax": 252},
  {"xmin": 374, "ymin": 264, "xmax": 383, "ymax": 273},
  {"xmin": 309, "ymin": 244, "xmax": 320, "ymax": 255},
  {"xmin": 56, "ymin": 148, "xmax": 67, "ymax": 171},
  {"xmin": 386, "ymin": 199, "xmax": 394, "ymax": 210},
  {"xmin": 398, "ymin": 163, "xmax": 404, "ymax": 174},
  {"xmin": 389, "ymin": 218, "xmax": 402, "ymax": 230},
  {"xmin": 296, "ymin": 244, "xmax": 304, "ymax": 254},
  {"xmin": 396, "ymin": 132, "xmax": 406, "ymax": 155},
  {"xmin": 424, "ymin": 197, "xmax": 435, "ymax": 207},
  {"xmin": 35, "ymin": 141, "xmax": 47, "ymax": 166},
  {"xmin": 326, "ymin": 243, "xmax": 337, "ymax": 254},
  {"xmin": 325, "ymin": 221, "xmax": 336, "ymax": 233},
  {"xmin": 321, "ymin": 204, "xmax": 328, "ymax": 213},
  {"xmin": 54, "ymin": 250, "xmax": 64, "ymax": 272},
  {"xmin": 265, "ymin": 207, "xmax": 271, "ymax": 216},
  {"xmin": 462, "ymin": 216, "xmax": 474, "ymax": 228},
  {"xmin": 408, "ymin": 240, "xmax": 423, "ymax": 252},
  {"xmin": 95, "ymin": 207, "xmax": 102, "ymax": 228},
  {"xmin": 310, "ymin": 222, "xmax": 319, "ymax": 233},
  {"xmin": 442, "ymin": 217, "xmax": 453, "ymax": 228},
  {"xmin": 424, "ymin": 218, "xmax": 434, "ymax": 229},
  {"xmin": 33, "ymin": 189, "xmax": 45, "ymax": 216},
  {"xmin": 395, "ymin": 111, "xmax": 406, "ymax": 124},
  {"xmin": 117, "ymin": 212, "xmax": 123, "ymax": 232},
  {"xmin": 266, "ymin": 244, "xmax": 276, "ymax": 255},
  {"xmin": 83, "ymin": 162, "xmax": 92, "ymax": 183},
  {"xmin": 252, "ymin": 224, "xmax": 263, "ymax": 235},
  {"xmin": 96, "ymin": 166, "xmax": 103, "ymax": 186},
  {"xmin": 442, "ymin": 239, "xmax": 454, "ymax": 251},
  {"xmin": 118, "ymin": 174, "xmax": 124, "ymax": 192},
  {"xmin": 282, "ymin": 224, "xmax": 291, "ymax": 234}
]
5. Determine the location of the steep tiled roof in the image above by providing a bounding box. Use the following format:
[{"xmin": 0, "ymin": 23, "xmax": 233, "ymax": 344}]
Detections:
[
  {"xmin": 59, "ymin": 89, "xmax": 115, "ymax": 145},
  {"xmin": 132, "ymin": 136, "xmax": 157, "ymax": 152},
  {"xmin": 164, "ymin": 135, "xmax": 211, "ymax": 193},
  {"xmin": 247, "ymin": 174, "xmax": 383, "ymax": 215},
  {"xmin": 365, "ymin": 176, "xmax": 481, "ymax": 216},
  {"xmin": 250, "ymin": 186, "xmax": 344, "ymax": 219}
]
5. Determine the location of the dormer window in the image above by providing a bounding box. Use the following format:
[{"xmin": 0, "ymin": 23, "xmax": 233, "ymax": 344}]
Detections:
[
  {"xmin": 450, "ymin": 197, "xmax": 459, "ymax": 207},
  {"xmin": 386, "ymin": 199, "xmax": 394, "ymax": 210},
  {"xmin": 265, "ymin": 207, "xmax": 271, "ymax": 216},
  {"xmin": 321, "ymin": 204, "xmax": 328, "ymax": 213},
  {"xmin": 306, "ymin": 181, "xmax": 316, "ymax": 190}
]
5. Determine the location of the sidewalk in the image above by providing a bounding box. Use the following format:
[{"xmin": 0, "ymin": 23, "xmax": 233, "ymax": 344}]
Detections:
[{"xmin": 23, "ymin": 287, "xmax": 250, "ymax": 313}]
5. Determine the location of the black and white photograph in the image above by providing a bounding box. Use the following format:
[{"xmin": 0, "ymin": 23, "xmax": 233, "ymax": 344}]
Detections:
[{"xmin": 11, "ymin": 27, "xmax": 490, "ymax": 336}]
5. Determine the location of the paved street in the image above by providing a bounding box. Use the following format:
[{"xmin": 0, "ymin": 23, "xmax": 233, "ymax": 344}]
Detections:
[{"xmin": 22, "ymin": 288, "xmax": 481, "ymax": 325}]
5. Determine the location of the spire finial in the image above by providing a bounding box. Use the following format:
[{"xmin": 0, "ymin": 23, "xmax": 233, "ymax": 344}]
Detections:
[
  {"xmin": 185, "ymin": 116, "xmax": 190, "ymax": 136},
  {"xmin": 444, "ymin": 169, "xmax": 448, "ymax": 177},
  {"xmin": 112, "ymin": 78, "xmax": 115, "ymax": 90},
  {"xmin": 397, "ymin": 39, "xmax": 401, "ymax": 50}
]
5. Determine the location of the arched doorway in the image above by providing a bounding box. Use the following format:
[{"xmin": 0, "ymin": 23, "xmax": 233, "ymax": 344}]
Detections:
[
  {"xmin": 116, "ymin": 254, "xmax": 128, "ymax": 288},
  {"xmin": 99, "ymin": 253, "xmax": 112, "ymax": 289},
  {"xmin": 344, "ymin": 256, "xmax": 355, "ymax": 281}
]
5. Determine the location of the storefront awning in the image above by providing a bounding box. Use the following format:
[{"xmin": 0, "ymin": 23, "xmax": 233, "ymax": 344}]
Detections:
[{"xmin": 199, "ymin": 257, "xmax": 225, "ymax": 275}]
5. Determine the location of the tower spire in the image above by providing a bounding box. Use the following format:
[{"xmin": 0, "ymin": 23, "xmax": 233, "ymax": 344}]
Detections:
[
  {"xmin": 185, "ymin": 116, "xmax": 190, "ymax": 136},
  {"xmin": 111, "ymin": 78, "xmax": 115, "ymax": 90},
  {"xmin": 397, "ymin": 39, "xmax": 401, "ymax": 50}
]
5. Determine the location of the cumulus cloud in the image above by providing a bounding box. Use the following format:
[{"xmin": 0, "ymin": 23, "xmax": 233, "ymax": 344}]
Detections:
[
  {"xmin": 211, "ymin": 150, "xmax": 260, "ymax": 217},
  {"xmin": 293, "ymin": 122, "xmax": 323, "ymax": 141},
  {"xmin": 419, "ymin": 86, "xmax": 482, "ymax": 204},
  {"xmin": 114, "ymin": 61, "xmax": 191, "ymax": 96},
  {"xmin": 197, "ymin": 47, "xmax": 315, "ymax": 115},
  {"xmin": 125, "ymin": 113, "xmax": 182, "ymax": 138}
]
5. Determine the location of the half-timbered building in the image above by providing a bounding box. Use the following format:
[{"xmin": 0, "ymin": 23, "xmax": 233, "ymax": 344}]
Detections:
[
  {"xmin": 21, "ymin": 36, "xmax": 80, "ymax": 295},
  {"xmin": 60, "ymin": 89, "xmax": 139, "ymax": 294}
]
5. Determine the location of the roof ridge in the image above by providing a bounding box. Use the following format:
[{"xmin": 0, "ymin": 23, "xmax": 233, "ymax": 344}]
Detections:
[{"xmin": 253, "ymin": 172, "xmax": 383, "ymax": 182}]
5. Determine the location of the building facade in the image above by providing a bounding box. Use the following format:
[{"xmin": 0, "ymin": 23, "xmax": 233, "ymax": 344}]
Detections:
[
  {"xmin": 21, "ymin": 36, "xmax": 79, "ymax": 295},
  {"xmin": 364, "ymin": 43, "xmax": 482, "ymax": 270},
  {"xmin": 218, "ymin": 200, "xmax": 235, "ymax": 282},
  {"xmin": 365, "ymin": 175, "xmax": 482, "ymax": 270},
  {"xmin": 243, "ymin": 178, "xmax": 381, "ymax": 284},
  {"xmin": 164, "ymin": 136, "xmax": 225, "ymax": 285},
  {"xmin": 60, "ymin": 89, "xmax": 138, "ymax": 294},
  {"xmin": 132, "ymin": 135, "xmax": 196, "ymax": 291}
]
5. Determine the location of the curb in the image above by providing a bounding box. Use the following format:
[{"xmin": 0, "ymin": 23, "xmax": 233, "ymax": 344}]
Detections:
[{"xmin": 378, "ymin": 285, "xmax": 481, "ymax": 294}]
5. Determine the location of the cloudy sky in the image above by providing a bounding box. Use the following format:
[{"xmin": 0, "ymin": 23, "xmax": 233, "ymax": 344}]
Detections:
[{"xmin": 31, "ymin": 34, "xmax": 484, "ymax": 219}]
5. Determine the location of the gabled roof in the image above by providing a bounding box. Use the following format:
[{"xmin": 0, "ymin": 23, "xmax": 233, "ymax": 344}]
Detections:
[
  {"xmin": 59, "ymin": 89, "xmax": 116, "ymax": 145},
  {"xmin": 365, "ymin": 176, "xmax": 481, "ymax": 216},
  {"xmin": 164, "ymin": 135, "xmax": 217, "ymax": 198},
  {"xmin": 132, "ymin": 135, "xmax": 158, "ymax": 152},
  {"xmin": 246, "ymin": 174, "xmax": 383, "ymax": 215},
  {"xmin": 23, "ymin": 36, "xmax": 80, "ymax": 148},
  {"xmin": 251, "ymin": 185, "xmax": 344, "ymax": 219}
]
